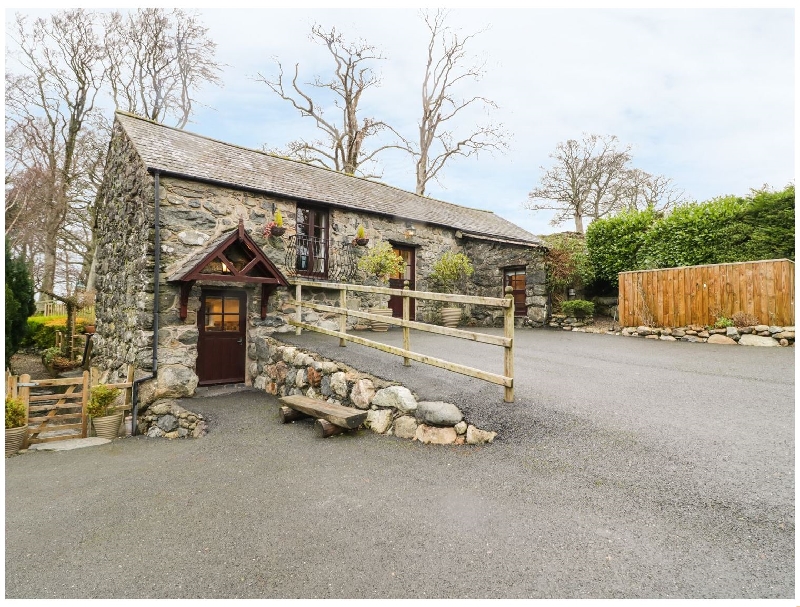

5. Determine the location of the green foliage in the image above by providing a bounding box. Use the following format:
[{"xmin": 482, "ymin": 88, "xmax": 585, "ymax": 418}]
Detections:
[
  {"xmin": 41, "ymin": 347, "xmax": 63, "ymax": 366},
  {"xmin": 5, "ymin": 245, "xmax": 36, "ymax": 364},
  {"xmin": 541, "ymin": 233, "xmax": 595, "ymax": 294},
  {"xmin": 586, "ymin": 185, "xmax": 795, "ymax": 287},
  {"xmin": 87, "ymin": 384, "xmax": 122, "ymax": 418},
  {"xmin": 585, "ymin": 208, "xmax": 658, "ymax": 288},
  {"xmin": 273, "ymin": 208, "xmax": 284, "ymax": 227},
  {"xmin": 5, "ymin": 396, "xmax": 26, "ymax": 429},
  {"xmin": 712, "ymin": 316, "xmax": 734, "ymax": 329},
  {"xmin": 21, "ymin": 315, "xmax": 88, "ymax": 351},
  {"xmin": 357, "ymin": 242, "xmax": 405, "ymax": 283},
  {"xmin": 428, "ymin": 252, "xmax": 474, "ymax": 294},
  {"xmin": 560, "ymin": 299, "xmax": 595, "ymax": 318},
  {"xmin": 356, "ymin": 224, "xmax": 366, "ymax": 239}
]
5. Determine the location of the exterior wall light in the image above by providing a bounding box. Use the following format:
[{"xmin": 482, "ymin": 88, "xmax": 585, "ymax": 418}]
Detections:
[{"xmin": 404, "ymin": 222, "xmax": 416, "ymax": 238}]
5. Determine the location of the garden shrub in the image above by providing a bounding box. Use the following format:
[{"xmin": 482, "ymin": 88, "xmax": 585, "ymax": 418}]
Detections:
[
  {"xmin": 731, "ymin": 311, "xmax": 759, "ymax": 328},
  {"xmin": 542, "ymin": 233, "xmax": 595, "ymax": 299},
  {"xmin": 585, "ymin": 208, "xmax": 658, "ymax": 288},
  {"xmin": 5, "ymin": 245, "xmax": 35, "ymax": 363},
  {"xmin": 5, "ymin": 396, "xmax": 26, "ymax": 429},
  {"xmin": 428, "ymin": 251, "xmax": 474, "ymax": 294},
  {"xmin": 560, "ymin": 299, "xmax": 595, "ymax": 318},
  {"xmin": 586, "ymin": 185, "xmax": 795, "ymax": 287},
  {"xmin": 87, "ymin": 384, "xmax": 122, "ymax": 418},
  {"xmin": 22, "ymin": 315, "xmax": 89, "ymax": 351}
]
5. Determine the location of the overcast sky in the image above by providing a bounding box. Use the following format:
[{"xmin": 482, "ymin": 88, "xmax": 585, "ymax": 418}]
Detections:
[{"xmin": 6, "ymin": 8, "xmax": 795, "ymax": 236}]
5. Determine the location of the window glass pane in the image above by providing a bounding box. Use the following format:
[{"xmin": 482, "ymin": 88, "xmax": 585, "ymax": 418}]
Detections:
[
  {"xmin": 223, "ymin": 314, "xmax": 240, "ymax": 332},
  {"xmin": 205, "ymin": 313, "xmax": 223, "ymax": 331},
  {"xmin": 224, "ymin": 296, "xmax": 240, "ymax": 314},
  {"xmin": 205, "ymin": 297, "xmax": 223, "ymax": 313},
  {"xmin": 296, "ymin": 208, "xmax": 309, "ymax": 236}
]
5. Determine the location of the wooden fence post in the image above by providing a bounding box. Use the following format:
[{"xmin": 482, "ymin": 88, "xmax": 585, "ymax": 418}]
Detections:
[
  {"xmin": 403, "ymin": 280, "xmax": 411, "ymax": 367},
  {"xmin": 295, "ymin": 283, "xmax": 302, "ymax": 336},
  {"xmin": 503, "ymin": 287, "xmax": 515, "ymax": 403},
  {"xmin": 339, "ymin": 287, "xmax": 347, "ymax": 347},
  {"xmin": 19, "ymin": 374, "xmax": 31, "ymax": 448},
  {"xmin": 81, "ymin": 371, "xmax": 90, "ymax": 438}
]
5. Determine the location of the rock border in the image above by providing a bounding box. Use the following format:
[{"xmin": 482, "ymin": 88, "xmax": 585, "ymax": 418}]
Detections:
[
  {"xmin": 250, "ymin": 336, "xmax": 497, "ymax": 445},
  {"xmin": 619, "ymin": 324, "xmax": 794, "ymax": 347}
]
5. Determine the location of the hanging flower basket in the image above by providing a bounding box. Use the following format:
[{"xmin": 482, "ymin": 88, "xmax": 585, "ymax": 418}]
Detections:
[
  {"xmin": 354, "ymin": 237, "xmax": 369, "ymax": 247},
  {"xmin": 270, "ymin": 226, "xmax": 286, "ymax": 237}
]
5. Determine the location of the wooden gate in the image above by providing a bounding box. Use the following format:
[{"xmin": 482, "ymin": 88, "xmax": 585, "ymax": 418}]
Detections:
[
  {"xmin": 619, "ymin": 259, "xmax": 795, "ymax": 328},
  {"xmin": 6, "ymin": 368, "xmax": 134, "ymax": 447}
]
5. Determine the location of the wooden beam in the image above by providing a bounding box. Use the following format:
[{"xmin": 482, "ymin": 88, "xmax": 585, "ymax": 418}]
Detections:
[
  {"xmin": 288, "ymin": 320, "xmax": 512, "ymax": 388},
  {"xmin": 503, "ymin": 286, "xmax": 515, "ymax": 403},
  {"xmin": 315, "ymin": 418, "xmax": 347, "ymax": 438},
  {"xmin": 279, "ymin": 405, "xmax": 310, "ymax": 423},
  {"xmin": 291, "ymin": 300, "xmax": 511, "ymax": 347},
  {"xmin": 290, "ymin": 278, "xmax": 510, "ymax": 307},
  {"xmin": 280, "ymin": 395, "xmax": 367, "ymax": 429}
]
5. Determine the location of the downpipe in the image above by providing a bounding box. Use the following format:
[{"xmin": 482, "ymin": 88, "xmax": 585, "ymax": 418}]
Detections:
[{"xmin": 131, "ymin": 170, "xmax": 161, "ymax": 435}]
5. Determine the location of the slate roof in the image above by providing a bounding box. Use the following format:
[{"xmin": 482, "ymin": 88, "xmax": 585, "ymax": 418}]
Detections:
[{"xmin": 115, "ymin": 111, "xmax": 544, "ymax": 247}]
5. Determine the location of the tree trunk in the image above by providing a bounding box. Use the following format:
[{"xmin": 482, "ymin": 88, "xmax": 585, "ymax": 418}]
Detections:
[{"xmin": 573, "ymin": 213, "xmax": 584, "ymax": 234}]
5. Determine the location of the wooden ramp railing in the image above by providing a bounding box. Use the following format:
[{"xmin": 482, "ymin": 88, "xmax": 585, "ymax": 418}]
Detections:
[
  {"xmin": 5, "ymin": 366, "xmax": 134, "ymax": 447},
  {"xmin": 289, "ymin": 279, "xmax": 515, "ymax": 403}
]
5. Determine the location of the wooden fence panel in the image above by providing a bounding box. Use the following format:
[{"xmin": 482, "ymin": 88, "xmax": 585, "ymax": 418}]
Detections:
[{"xmin": 619, "ymin": 259, "xmax": 794, "ymax": 327}]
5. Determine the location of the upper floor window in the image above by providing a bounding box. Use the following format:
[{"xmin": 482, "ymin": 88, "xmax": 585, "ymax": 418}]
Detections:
[{"xmin": 295, "ymin": 205, "xmax": 328, "ymax": 278}]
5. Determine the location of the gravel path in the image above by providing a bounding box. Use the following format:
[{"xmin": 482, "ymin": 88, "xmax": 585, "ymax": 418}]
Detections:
[{"xmin": 4, "ymin": 328, "xmax": 794, "ymax": 599}]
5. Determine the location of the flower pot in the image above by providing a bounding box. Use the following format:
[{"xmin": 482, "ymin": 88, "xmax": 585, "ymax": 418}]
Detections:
[
  {"xmin": 440, "ymin": 307, "xmax": 461, "ymax": 329},
  {"xmin": 270, "ymin": 226, "xmax": 286, "ymax": 237},
  {"xmin": 369, "ymin": 308, "xmax": 393, "ymax": 332},
  {"xmin": 6, "ymin": 426, "xmax": 27, "ymax": 456},
  {"xmin": 91, "ymin": 412, "xmax": 123, "ymax": 440},
  {"xmin": 354, "ymin": 237, "xmax": 369, "ymax": 247},
  {"xmin": 83, "ymin": 324, "xmax": 96, "ymax": 334}
]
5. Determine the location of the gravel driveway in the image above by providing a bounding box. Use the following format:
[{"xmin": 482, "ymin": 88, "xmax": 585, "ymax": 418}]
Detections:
[{"xmin": 5, "ymin": 329, "xmax": 794, "ymax": 599}]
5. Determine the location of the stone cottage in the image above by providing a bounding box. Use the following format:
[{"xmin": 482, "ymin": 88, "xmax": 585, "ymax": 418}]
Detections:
[{"xmin": 93, "ymin": 111, "xmax": 547, "ymax": 403}]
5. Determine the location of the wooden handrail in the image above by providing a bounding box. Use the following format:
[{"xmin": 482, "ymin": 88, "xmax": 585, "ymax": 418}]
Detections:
[{"xmin": 290, "ymin": 279, "xmax": 516, "ymax": 402}]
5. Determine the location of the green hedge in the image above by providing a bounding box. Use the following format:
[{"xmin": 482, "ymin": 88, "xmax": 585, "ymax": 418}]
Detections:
[
  {"xmin": 21, "ymin": 315, "xmax": 89, "ymax": 351},
  {"xmin": 586, "ymin": 185, "xmax": 794, "ymax": 288}
]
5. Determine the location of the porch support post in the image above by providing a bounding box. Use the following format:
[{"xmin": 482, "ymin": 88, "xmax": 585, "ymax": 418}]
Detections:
[
  {"xmin": 339, "ymin": 287, "xmax": 347, "ymax": 347},
  {"xmin": 295, "ymin": 283, "xmax": 302, "ymax": 336}
]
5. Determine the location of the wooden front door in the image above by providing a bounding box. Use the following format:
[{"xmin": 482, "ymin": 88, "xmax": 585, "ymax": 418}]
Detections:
[
  {"xmin": 388, "ymin": 246, "xmax": 415, "ymax": 318},
  {"xmin": 197, "ymin": 290, "xmax": 247, "ymax": 385}
]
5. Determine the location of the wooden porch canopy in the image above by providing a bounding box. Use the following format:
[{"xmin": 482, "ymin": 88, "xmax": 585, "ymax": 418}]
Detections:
[{"xmin": 167, "ymin": 219, "xmax": 289, "ymax": 319}]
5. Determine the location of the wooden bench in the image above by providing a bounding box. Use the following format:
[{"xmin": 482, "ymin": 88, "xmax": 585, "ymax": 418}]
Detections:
[{"xmin": 279, "ymin": 395, "xmax": 367, "ymax": 438}]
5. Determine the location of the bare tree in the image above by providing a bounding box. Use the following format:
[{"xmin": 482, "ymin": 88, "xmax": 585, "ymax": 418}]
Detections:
[
  {"xmin": 256, "ymin": 25, "xmax": 401, "ymax": 178},
  {"xmin": 410, "ymin": 10, "xmax": 508, "ymax": 196},
  {"xmin": 5, "ymin": 10, "xmax": 106, "ymax": 298},
  {"xmin": 620, "ymin": 168, "xmax": 687, "ymax": 212},
  {"xmin": 526, "ymin": 134, "xmax": 633, "ymax": 233},
  {"xmin": 102, "ymin": 8, "xmax": 222, "ymax": 128}
]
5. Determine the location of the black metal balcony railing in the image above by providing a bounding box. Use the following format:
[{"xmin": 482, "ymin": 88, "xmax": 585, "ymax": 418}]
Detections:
[{"xmin": 284, "ymin": 235, "xmax": 358, "ymax": 282}]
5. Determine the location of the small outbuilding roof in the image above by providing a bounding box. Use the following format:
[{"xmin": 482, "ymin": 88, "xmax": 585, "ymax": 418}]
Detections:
[{"xmin": 115, "ymin": 112, "xmax": 544, "ymax": 247}]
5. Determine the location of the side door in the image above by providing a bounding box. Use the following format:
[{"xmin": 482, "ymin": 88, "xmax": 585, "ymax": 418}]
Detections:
[
  {"xmin": 197, "ymin": 290, "xmax": 247, "ymax": 385},
  {"xmin": 388, "ymin": 246, "xmax": 415, "ymax": 318}
]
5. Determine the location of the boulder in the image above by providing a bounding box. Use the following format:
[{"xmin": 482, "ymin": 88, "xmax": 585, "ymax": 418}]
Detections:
[
  {"xmin": 415, "ymin": 424, "xmax": 457, "ymax": 445},
  {"xmin": 330, "ymin": 372, "xmax": 349, "ymax": 398},
  {"xmin": 366, "ymin": 409, "xmax": 393, "ymax": 434},
  {"xmin": 738, "ymin": 334, "xmax": 779, "ymax": 347},
  {"xmin": 466, "ymin": 425, "xmax": 497, "ymax": 444},
  {"xmin": 393, "ymin": 416, "xmax": 418, "ymax": 439},
  {"xmin": 415, "ymin": 401, "xmax": 463, "ymax": 426},
  {"xmin": 372, "ymin": 386, "xmax": 417, "ymax": 413},
  {"xmin": 350, "ymin": 378, "xmax": 376, "ymax": 410},
  {"xmin": 707, "ymin": 334, "xmax": 736, "ymax": 345}
]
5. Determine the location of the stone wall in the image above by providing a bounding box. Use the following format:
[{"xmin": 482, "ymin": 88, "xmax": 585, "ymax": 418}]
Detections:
[
  {"xmin": 461, "ymin": 238, "xmax": 548, "ymax": 327},
  {"xmin": 248, "ymin": 335, "xmax": 497, "ymax": 445},
  {"xmin": 620, "ymin": 323, "xmax": 795, "ymax": 346},
  {"xmin": 93, "ymin": 121, "xmax": 156, "ymax": 383}
]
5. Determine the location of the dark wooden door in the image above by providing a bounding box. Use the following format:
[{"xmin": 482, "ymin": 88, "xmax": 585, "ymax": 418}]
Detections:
[
  {"xmin": 389, "ymin": 246, "xmax": 415, "ymax": 318},
  {"xmin": 504, "ymin": 268, "xmax": 527, "ymax": 316},
  {"xmin": 197, "ymin": 290, "xmax": 247, "ymax": 385}
]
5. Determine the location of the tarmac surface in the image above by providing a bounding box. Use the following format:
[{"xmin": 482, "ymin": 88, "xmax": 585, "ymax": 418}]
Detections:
[{"xmin": 4, "ymin": 328, "xmax": 795, "ymax": 599}]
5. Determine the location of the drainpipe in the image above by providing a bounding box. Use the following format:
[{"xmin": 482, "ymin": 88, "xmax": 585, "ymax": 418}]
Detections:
[{"xmin": 131, "ymin": 170, "xmax": 161, "ymax": 435}]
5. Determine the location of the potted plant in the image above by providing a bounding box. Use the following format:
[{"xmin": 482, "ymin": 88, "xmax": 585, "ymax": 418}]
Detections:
[
  {"xmin": 87, "ymin": 384, "xmax": 123, "ymax": 440},
  {"xmin": 5, "ymin": 396, "xmax": 27, "ymax": 456},
  {"xmin": 264, "ymin": 209, "xmax": 286, "ymax": 238},
  {"xmin": 428, "ymin": 252, "xmax": 474, "ymax": 328},
  {"xmin": 356, "ymin": 242, "xmax": 405, "ymax": 331},
  {"xmin": 353, "ymin": 224, "xmax": 369, "ymax": 247}
]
